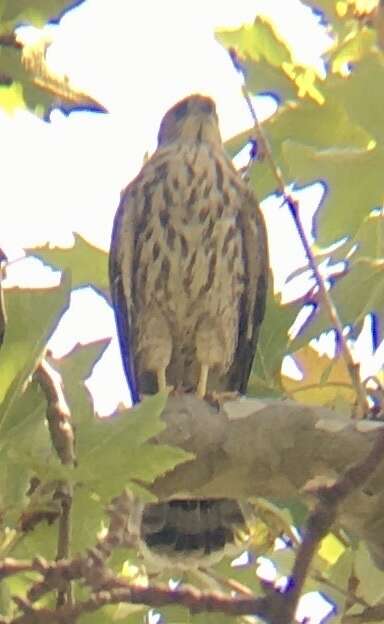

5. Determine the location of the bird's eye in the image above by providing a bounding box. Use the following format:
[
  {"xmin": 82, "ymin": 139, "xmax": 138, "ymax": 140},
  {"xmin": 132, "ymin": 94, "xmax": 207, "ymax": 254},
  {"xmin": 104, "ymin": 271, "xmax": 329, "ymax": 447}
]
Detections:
[{"xmin": 173, "ymin": 100, "xmax": 189, "ymax": 121}]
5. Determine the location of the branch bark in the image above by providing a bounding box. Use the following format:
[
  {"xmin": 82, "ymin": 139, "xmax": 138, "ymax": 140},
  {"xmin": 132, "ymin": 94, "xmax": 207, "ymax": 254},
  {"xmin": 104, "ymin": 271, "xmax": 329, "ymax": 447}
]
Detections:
[{"xmin": 152, "ymin": 395, "xmax": 384, "ymax": 567}]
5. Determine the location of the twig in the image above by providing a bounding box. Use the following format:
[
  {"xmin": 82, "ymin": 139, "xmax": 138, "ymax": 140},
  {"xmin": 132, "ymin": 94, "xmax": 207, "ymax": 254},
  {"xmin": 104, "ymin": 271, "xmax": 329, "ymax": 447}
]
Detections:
[
  {"xmin": 33, "ymin": 359, "xmax": 75, "ymax": 608},
  {"xmin": 286, "ymin": 199, "xmax": 369, "ymax": 419},
  {"xmin": 8, "ymin": 585, "xmax": 273, "ymax": 624},
  {"xmin": 229, "ymin": 49, "xmax": 369, "ymax": 419},
  {"xmin": 55, "ymin": 485, "xmax": 73, "ymax": 608},
  {"xmin": 343, "ymin": 603, "xmax": 384, "ymax": 623},
  {"xmin": 280, "ymin": 429, "xmax": 384, "ymax": 623},
  {"xmin": 311, "ymin": 570, "xmax": 368, "ymax": 610},
  {"xmin": 0, "ymin": 559, "xmax": 35, "ymax": 580},
  {"xmin": 33, "ymin": 359, "xmax": 76, "ymax": 466},
  {"xmin": 0, "ymin": 33, "xmax": 22, "ymax": 49}
]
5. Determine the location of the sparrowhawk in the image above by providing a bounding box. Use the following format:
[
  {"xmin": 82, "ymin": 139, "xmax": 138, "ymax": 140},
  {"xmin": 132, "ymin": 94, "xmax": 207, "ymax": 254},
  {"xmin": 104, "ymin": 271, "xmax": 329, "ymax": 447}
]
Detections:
[{"xmin": 109, "ymin": 94, "xmax": 268, "ymax": 403}]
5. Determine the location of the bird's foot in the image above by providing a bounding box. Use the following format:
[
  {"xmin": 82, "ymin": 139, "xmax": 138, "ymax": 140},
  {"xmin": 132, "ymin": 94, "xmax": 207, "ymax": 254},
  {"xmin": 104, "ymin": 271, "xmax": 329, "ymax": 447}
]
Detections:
[
  {"xmin": 156, "ymin": 368, "xmax": 173, "ymax": 395},
  {"xmin": 204, "ymin": 391, "xmax": 240, "ymax": 410},
  {"xmin": 169, "ymin": 383, "xmax": 189, "ymax": 397}
]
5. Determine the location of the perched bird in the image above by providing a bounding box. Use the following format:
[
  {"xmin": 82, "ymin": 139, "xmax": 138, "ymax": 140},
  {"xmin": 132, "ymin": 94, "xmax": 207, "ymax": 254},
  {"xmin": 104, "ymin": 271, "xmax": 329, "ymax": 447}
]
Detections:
[{"xmin": 109, "ymin": 94, "xmax": 268, "ymax": 403}]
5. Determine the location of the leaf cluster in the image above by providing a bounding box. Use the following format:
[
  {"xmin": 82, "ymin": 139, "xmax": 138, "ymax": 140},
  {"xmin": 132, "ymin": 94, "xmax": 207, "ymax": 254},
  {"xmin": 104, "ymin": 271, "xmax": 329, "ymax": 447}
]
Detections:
[
  {"xmin": 0, "ymin": 0, "xmax": 383, "ymax": 622},
  {"xmin": 0, "ymin": 0, "xmax": 105, "ymax": 117},
  {"xmin": 218, "ymin": 0, "xmax": 384, "ymax": 416}
]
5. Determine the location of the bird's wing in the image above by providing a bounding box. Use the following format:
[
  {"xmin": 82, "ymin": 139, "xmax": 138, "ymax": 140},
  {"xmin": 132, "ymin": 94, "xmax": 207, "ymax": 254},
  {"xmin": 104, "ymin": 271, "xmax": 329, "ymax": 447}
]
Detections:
[
  {"xmin": 228, "ymin": 192, "xmax": 269, "ymax": 394},
  {"xmin": 109, "ymin": 186, "xmax": 140, "ymax": 404}
]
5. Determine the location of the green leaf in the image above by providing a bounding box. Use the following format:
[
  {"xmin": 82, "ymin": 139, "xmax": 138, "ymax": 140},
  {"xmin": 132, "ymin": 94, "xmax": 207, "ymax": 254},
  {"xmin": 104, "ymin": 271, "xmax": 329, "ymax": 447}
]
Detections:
[
  {"xmin": 70, "ymin": 484, "xmax": 105, "ymax": 552},
  {"xmin": 0, "ymin": 29, "xmax": 106, "ymax": 117},
  {"xmin": 0, "ymin": 82, "xmax": 24, "ymax": 112},
  {"xmin": 317, "ymin": 548, "xmax": 354, "ymax": 618},
  {"xmin": 290, "ymin": 212, "xmax": 384, "ymax": 349},
  {"xmin": 282, "ymin": 140, "xmax": 384, "ymax": 244},
  {"xmin": 52, "ymin": 343, "xmax": 191, "ymax": 499},
  {"xmin": 248, "ymin": 273, "xmax": 300, "ymax": 396},
  {"xmin": 331, "ymin": 27, "xmax": 376, "ymax": 73},
  {"xmin": 292, "ymin": 256, "xmax": 384, "ymax": 349},
  {"xmin": 248, "ymin": 160, "xmax": 279, "ymax": 203},
  {"xmin": 11, "ymin": 518, "xmax": 58, "ymax": 561},
  {"xmin": 0, "ymin": 374, "xmax": 73, "ymax": 529},
  {"xmin": 352, "ymin": 211, "xmax": 384, "ymax": 262},
  {"xmin": 216, "ymin": 16, "xmax": 292, "ymax": 68},
  {"xmin": 267, "ymin": 98, "xmax": 371, "ymax": 152},
  {"xmin": 0, "ymin": 0, "xmax": 77, "ymax": 29},
  {"xmin": 0, "ymin": 273, "xmax": 71, "ymax": 431},
  {"xmin": 50, "ymin": 340, "xmax": 110, "ymax": 427},
  {"xmin": 354, "ymin": 542, "xmax": 384, "ymax": 604},
  {"xmin": 325, "ymin": 53, "xmax": 384, "ymax": 145},
  {"xmin": 74, "ymin": 396, "xmax": 191, "ymax": 501},
  {"xmin": 27, "ymin": 234, "xmax": 109, "ymax": 293},
  {"xmin": 216, "ymin": 14, "xmax": 324, "ymax": 103},
  {"xmin": 226, "ymin": 97, "xmax": 371, "ymax": 205},
  {"xmin": 0, "ymin": 579, "xmax": 11, "ymax": 616},
  {"xmin": 243, "ymin": 57, "xmax": 298, "ymax": 100},
  {"xmin": 300, "ymin": 0, "xmax": 351, "ymax": 37},
  {"xmin": 0, "ymin": 381, "xmax": 50, "ymax": 523},
  {"xmin": 301, "ymin": 0, "xmax": 340, "ymax": 20},
  {"xmin": 0, "ymin": 44, "xmax": 58, "ymax": 117}
]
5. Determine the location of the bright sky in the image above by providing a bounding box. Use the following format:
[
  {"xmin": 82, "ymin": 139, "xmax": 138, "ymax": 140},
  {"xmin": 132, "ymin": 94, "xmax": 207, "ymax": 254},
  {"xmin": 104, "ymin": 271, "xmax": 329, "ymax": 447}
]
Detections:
[{"xmin": 0, "ymin": 0, "xmax": 381, "ymax": 429}]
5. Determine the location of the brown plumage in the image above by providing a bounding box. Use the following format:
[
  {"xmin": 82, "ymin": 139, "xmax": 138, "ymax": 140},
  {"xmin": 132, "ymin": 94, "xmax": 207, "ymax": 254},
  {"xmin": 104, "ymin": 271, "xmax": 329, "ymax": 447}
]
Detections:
[{"xmin": 109, "ymin": 94, "xmax": 268, "ymax": 403}]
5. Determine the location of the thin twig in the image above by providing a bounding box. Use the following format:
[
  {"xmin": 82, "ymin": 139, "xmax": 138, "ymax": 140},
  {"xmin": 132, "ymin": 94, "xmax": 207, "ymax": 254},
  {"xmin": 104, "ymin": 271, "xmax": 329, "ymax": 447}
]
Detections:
[
  {"xmin": 33, "ymin": 359, "xmax": 76, "ymax": 466},
  {"xmin": 311, "ymin": 570, "xmax": 368, "ymax": 610},
  {"xmin": 229, "ymin": 50, "xmax": 369, "ymax": 419},
  {"xmin": 9, "ymin": 585, "xmax": 273, "ymax": 624},
  {"xmin": 343, "ymin": 603, "xmax": 384, "ymax": 623},
  {"xmin": 33, "ymin": 359, "xmax": 76, "ymax": 608},
  {"xmin": 55, "ymin": 484, "xmax": 73, "ymax": 608}
]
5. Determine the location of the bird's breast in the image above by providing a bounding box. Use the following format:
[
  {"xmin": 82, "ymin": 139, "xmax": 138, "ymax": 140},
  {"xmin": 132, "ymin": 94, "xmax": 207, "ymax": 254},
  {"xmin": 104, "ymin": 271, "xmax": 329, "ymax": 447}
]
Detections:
[{"xmin": 134, "ymin": 143, "xmax": 246, "ymax": 329}]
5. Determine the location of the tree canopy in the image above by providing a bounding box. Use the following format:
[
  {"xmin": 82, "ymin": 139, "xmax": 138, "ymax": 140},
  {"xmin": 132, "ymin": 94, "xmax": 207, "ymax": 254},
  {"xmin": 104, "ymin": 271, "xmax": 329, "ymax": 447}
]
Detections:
[{"xmin": 0, "ymin": 1, "xmax": 383, "ymax": 622}]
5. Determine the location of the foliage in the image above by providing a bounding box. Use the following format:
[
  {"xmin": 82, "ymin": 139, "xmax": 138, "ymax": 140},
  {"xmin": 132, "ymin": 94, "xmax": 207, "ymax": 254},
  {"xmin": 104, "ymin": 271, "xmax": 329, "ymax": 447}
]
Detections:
[
  {"xmin": 0, "ymin": 0, "xmax": 383, "ymax": 623},
  {"xmin": 220, "ymin": 0, "xmax": 384, "ymax": 409},
  {"xmin": 0, "ymin": 0, "xmax": 105, "ymax": 117}
]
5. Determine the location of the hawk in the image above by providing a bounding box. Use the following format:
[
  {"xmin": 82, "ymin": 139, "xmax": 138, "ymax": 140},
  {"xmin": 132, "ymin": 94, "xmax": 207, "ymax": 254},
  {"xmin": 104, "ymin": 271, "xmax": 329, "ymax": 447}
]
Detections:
[{"xmin": 109, "ymin": 94, "xmax": 268, "ymax": 403}]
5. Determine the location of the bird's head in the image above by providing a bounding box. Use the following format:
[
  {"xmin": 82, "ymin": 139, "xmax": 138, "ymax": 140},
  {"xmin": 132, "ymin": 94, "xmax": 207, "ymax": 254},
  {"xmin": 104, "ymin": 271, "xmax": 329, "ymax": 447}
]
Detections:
[{"xmin": 157, "ymin": 94, "xmax": 222, "ymax": 147}]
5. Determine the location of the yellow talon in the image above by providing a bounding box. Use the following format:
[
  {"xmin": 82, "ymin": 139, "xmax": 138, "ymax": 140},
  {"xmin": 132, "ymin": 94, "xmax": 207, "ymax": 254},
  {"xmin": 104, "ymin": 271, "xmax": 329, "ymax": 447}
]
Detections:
[{"xmin": 196, "ymin": 364, "xmax": 209, "ymax": 399}]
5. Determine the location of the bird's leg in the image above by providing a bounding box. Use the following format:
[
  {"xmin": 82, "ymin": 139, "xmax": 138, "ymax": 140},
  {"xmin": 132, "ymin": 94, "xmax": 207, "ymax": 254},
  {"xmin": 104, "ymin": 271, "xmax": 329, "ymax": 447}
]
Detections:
[
  {"xmin": 196, "ymin": 363, "xmax": 209, "ymax": 399},
  {"xmin": 156, "ymin": 367, "xmax": 173, "ymax": 394},
  {"xmin": 137, "ymin": 309, "xmax": 173, "ymax": 394},
  {"xmin": 195, "ymin": 316, "xmax": 227, "ymax": 400}
]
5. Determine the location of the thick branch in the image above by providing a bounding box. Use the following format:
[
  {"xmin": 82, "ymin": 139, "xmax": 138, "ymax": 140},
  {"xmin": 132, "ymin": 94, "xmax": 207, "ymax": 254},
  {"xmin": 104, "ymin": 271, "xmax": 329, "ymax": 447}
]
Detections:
[{"xmin": 152, "ymin": 395, "xmax": 384, "ymax": 566}]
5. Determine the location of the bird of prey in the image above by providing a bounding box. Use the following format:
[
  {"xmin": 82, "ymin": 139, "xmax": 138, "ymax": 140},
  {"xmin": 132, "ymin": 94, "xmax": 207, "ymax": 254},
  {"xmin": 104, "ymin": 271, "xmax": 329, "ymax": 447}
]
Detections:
[{"xmin": 109, "ymin": 94, "xmax": 268, "ymax": 403}]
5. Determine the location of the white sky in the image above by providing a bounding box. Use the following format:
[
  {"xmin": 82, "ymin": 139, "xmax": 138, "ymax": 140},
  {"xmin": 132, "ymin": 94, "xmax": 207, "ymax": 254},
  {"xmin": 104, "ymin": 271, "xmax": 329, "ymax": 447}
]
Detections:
[{"xmin": 1, "ymin": 0, "xmax": 382, "ymax": 421}]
